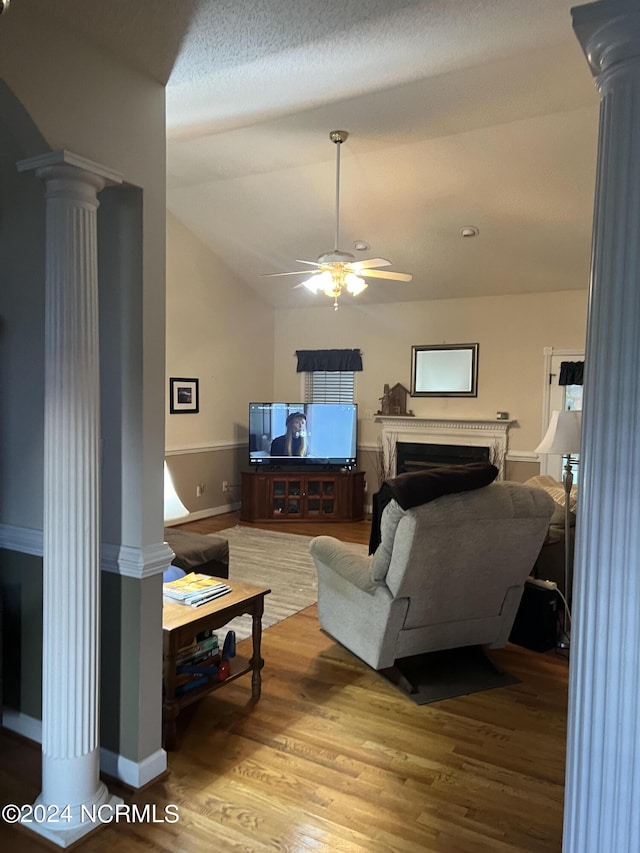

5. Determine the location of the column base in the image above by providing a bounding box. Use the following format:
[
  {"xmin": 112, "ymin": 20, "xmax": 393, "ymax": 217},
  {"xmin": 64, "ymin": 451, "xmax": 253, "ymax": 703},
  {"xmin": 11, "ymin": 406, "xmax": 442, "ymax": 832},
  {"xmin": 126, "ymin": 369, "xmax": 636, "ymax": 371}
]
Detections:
[{"xmin": 21, "ymin": 783, "xmax": 123, "ymax": 848}]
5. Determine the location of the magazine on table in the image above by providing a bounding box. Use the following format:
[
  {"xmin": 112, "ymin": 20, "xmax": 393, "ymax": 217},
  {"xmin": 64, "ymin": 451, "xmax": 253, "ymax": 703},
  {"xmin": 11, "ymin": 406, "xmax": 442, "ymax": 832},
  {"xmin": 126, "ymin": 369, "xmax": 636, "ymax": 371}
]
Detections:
[{"xmin": 163, "ymin": 572, "xmax": 230, "ymax": 605}]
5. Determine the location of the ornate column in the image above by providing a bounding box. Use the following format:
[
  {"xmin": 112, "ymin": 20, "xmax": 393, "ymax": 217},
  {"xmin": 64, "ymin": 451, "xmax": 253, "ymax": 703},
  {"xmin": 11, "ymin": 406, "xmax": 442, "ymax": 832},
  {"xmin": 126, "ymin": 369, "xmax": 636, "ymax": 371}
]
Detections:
[
  {"xmin": 566, "ymin": 4, "xmax": 640, "ymax": 851},
  {"xmin": 17, "ymin": 151, "xmax": 123, "ymax": 846}
]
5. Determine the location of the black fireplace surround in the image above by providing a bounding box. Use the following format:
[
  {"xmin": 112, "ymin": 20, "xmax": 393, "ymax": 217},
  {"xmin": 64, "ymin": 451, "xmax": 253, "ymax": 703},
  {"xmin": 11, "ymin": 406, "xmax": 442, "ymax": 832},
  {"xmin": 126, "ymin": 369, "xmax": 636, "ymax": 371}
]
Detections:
[{"xmin": 396, "ymin": 441, "xmax": 490, "ymax": 475}]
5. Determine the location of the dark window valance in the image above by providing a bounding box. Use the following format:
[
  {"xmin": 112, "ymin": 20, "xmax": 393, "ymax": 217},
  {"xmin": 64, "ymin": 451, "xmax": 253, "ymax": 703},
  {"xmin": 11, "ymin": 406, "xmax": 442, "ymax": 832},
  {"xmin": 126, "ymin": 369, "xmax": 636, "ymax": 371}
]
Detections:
[
  {"xmin": 296, "ymin": 348, "xmax": 363, "ymax": 372},
  {"xmin": 559, "ymin": 361, "xmax": 584, "ymax": 386}
]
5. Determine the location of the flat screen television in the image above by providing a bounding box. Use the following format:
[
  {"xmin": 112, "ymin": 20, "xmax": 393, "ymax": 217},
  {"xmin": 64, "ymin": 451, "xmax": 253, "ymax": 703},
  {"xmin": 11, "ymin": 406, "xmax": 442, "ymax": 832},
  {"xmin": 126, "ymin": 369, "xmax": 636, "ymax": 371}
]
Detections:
[{"xmin": 248, "ymin": 402, "xmax": 358, "ymax": 467}]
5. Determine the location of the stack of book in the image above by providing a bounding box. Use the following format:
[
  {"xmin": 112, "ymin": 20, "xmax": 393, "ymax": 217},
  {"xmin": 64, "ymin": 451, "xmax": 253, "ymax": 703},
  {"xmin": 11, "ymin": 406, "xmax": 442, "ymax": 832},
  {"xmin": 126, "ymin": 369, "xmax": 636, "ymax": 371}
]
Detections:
[
  {"xmin": 173, "ymin": 629, "xmax": 221, "ymax": 696},
  {"xmin": 163, "ymin": 572, "xmax": 231, "ymax": 607}
]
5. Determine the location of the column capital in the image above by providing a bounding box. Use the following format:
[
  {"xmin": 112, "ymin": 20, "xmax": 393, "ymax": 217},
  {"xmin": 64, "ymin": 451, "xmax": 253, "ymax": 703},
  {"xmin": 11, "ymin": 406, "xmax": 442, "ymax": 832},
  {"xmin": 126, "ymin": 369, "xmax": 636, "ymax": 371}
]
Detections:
[
  {"xmin": 17, "ymin": 149, "xmax": 123, "ymax": 189},
  {"xmin": 573, "ymin": 0, "xmax": 640, "ymax": 77}
]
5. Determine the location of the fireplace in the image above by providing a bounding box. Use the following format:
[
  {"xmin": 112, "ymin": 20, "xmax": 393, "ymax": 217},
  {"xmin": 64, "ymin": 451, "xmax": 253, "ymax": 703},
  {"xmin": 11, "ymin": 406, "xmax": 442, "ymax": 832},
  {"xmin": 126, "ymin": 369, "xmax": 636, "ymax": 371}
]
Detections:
[
  {"xmin": 396, "ymin": 441, "xmax": 490, "ymax": 474},
  {"xmin": 377, "ymin": 415, "xmax": 512, "ymax": 479}
]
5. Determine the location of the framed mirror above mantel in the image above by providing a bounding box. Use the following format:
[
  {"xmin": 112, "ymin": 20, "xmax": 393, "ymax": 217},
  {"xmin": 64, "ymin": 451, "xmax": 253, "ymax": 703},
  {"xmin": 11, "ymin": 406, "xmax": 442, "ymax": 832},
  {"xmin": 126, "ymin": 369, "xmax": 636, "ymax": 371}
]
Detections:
[{"xmin": 410, "ymin": 343, "xmax": 479, "ymax": 397}]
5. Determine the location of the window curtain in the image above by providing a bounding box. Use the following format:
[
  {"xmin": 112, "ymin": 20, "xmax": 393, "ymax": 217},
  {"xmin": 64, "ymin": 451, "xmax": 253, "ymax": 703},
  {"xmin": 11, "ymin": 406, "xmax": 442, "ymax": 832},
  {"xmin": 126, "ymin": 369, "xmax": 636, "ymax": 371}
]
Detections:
[
  {"xmin": 559, "ymin": 361, "xmax": 584, "ymax": 385},
  {"xmin": 295, "ymin": 349, "xmax": 363, "ymax": 372}
]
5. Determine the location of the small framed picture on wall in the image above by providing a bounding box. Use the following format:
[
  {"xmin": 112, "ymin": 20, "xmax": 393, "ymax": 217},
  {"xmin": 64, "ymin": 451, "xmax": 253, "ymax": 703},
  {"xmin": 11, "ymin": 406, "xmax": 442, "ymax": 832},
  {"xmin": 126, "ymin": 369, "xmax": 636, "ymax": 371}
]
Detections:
[{"xmin": 169, "ymin": 377, "xmax": 199, "ymax": 414}]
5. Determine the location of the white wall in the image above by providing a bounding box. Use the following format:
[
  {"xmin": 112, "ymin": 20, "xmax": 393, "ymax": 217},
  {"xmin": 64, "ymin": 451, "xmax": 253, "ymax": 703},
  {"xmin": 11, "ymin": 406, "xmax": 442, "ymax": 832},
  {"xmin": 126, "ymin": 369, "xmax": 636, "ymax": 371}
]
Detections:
[
  {"xmin": 273, "ymin": 289, "xmax": 588, "ymax": 453},
  {"xmin": 166, "ymin": 211, "xmax": 275, "ymax": 451}
]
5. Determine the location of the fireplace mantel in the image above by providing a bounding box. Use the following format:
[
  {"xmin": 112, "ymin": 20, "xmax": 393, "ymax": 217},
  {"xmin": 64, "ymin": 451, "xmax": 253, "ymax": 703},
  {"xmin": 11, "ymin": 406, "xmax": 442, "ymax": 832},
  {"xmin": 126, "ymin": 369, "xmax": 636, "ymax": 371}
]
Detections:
[
  {"xmin": 375, "ymin": 416, "xmax": 514, "ymax": 477},
  {"xmin": 375, "ymin": 415, "xmax": 513, "ymax": 438}
]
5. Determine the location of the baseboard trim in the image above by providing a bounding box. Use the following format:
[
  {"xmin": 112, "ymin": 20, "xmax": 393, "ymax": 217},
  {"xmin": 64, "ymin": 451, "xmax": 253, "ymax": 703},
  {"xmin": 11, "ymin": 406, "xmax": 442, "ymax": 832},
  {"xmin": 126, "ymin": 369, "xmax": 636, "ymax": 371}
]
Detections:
[
  {"xmin": 164, "ymin": 501, "xmax": 241, "ymax": 526},
  {"xmin": 2, "ymin": 708, "xmax": 42, "ymax": 742},
  {"xmin": 100, "ymin": 746, "xmax": 167, "ymax": 789},
  {"xmin": 2, "ymin": 710, "xmax": 166, "ymax": 789}
]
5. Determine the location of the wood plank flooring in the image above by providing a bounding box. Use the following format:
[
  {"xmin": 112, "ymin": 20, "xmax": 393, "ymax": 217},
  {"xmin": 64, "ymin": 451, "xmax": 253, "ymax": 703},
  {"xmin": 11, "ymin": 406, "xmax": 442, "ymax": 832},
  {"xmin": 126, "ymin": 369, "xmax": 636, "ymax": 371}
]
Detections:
[
  {"xmin": 0, "ymin": 513, "xmax": 568, "ymax": 852},
  {"xmin": 175, "ymin": 510, "xmax": 373, "ymax": 546}
]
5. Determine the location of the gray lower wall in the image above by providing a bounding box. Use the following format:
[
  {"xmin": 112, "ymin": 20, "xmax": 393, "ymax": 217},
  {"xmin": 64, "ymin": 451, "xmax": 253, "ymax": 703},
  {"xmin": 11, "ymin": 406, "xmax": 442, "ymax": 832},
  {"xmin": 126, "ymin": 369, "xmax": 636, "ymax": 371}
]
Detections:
[
  {"xmin": 166, "ymin": 445, "xmax": 540, "ymax": 523},
  {"xmin": 168, "ymin": 444, "xmax": 379, "ymax": 520},
  {"xmin": 0, "ymin": 549, "xmax": 43, "ymax": 720},
  {"xmin": 0, "ymin": 549, "xmax": 161, "ymax": 764},
  {"xmin": 166, "ymin": 446, "xmax": 247, "ymax": 517},
  {"xmin": 101, "ymin": 572, "xmax": 163, "ymax": 761},
  {"xmin": 505, "ymin": 459, "xmax": 540, "ymax": 483}
]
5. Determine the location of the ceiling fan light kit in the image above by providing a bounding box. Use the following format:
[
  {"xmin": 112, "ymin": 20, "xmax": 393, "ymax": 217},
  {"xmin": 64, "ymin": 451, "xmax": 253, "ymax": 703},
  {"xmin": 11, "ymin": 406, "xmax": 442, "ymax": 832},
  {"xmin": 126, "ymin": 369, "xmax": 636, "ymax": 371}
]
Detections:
[
  {"xmin": 302, "ymin": 268, "xmax": 367, "ymax": 299},
  {"xmin": 262, "ymin": 130, "xmax": 412, "ymax": 310}
]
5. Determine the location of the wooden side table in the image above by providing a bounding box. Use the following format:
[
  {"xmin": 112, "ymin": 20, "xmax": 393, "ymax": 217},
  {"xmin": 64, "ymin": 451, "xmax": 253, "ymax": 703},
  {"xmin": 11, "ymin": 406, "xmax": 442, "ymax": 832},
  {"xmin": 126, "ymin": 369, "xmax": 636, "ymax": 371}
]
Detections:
[{"xmin": 162, "ymin": 580, "xmax": 271, "ymax": 749}]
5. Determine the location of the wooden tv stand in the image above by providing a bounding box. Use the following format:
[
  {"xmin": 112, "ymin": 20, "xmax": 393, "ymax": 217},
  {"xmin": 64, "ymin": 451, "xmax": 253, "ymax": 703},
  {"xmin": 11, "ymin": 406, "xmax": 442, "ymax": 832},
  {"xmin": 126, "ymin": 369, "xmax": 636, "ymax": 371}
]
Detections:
[{"xmin": 240, "ymin": 468, "xmax": 365, "ymax": 523}]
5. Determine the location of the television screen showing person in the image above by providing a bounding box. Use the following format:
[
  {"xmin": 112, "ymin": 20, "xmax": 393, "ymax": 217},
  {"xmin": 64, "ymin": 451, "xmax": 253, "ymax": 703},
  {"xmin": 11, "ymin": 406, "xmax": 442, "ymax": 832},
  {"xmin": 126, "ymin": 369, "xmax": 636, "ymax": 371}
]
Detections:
[{"xmin": 270, "ymin": 412, "xmax": 308, "ymax": 457}]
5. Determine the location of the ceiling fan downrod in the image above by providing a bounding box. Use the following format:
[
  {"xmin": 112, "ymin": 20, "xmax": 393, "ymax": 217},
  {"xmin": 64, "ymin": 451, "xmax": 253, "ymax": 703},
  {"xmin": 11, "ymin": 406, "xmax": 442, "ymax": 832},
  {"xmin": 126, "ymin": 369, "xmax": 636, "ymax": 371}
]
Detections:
[{"xmin": 330, "ymin": 130, "xmax": 348, "ymax": 254}]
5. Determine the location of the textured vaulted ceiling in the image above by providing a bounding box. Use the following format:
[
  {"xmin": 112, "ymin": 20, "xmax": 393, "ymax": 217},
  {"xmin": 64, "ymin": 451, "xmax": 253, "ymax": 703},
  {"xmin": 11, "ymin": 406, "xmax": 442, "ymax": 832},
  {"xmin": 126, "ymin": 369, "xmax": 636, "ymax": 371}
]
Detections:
[{"xmin": 41, "ymin": 0, "xmax": 600, "ymax": 308}]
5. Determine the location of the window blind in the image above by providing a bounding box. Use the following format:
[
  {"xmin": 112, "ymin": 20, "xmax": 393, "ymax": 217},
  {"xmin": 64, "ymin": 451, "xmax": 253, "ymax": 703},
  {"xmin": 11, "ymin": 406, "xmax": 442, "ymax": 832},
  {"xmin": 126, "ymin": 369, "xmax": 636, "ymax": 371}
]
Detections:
[{"xmin": 304, "ymin": 371, "xmax": 355, "ymax": 403}]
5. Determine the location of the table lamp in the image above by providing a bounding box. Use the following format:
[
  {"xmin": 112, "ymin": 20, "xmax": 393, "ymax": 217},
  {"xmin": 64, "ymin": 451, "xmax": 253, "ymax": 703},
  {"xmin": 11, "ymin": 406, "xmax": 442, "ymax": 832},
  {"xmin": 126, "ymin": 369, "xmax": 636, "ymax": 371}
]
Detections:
[
  {"xmin": 164, "ymin": 461, "xmax": 190, "ymax": 524},
  {"xmin": 535, "ymin": 409, "xmax": 582, "ymax": 649}
]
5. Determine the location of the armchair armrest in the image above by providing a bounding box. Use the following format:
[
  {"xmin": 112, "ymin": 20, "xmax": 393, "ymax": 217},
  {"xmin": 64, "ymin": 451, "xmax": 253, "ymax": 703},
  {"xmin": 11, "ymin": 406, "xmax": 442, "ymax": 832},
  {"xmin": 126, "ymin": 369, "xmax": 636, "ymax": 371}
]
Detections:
[{"xmin": 309, "ymin": 536, "xmax": 378, "ymax": 592}]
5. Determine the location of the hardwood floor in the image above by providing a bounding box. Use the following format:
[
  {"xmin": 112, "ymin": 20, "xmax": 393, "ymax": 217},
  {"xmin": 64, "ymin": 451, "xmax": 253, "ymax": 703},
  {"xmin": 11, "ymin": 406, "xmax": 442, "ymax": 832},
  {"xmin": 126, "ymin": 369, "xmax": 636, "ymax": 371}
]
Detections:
[
  {"xmin": 0, "ymin": 513, "xmax": 568, "ymax": 852},
  {"xmin": 173, "ymin": 510, "xmax": 373, "ymax": 546}
]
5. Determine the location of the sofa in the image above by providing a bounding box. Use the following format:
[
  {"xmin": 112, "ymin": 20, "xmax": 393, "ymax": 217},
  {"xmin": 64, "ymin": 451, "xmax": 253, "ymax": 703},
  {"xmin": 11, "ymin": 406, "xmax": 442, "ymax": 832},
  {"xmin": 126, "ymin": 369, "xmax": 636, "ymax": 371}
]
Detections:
[
  {"xmin": 310, "ymin": 468, "xmax": 555, "ymax": 671},
  {"xmin": 525, "ymin": 475, "xmax": 577, "ymax": 600}
]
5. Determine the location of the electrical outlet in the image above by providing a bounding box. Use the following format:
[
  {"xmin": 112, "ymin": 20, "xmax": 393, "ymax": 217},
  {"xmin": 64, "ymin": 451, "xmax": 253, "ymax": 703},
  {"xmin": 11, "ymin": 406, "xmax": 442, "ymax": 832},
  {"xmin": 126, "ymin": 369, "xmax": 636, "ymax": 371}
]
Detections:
[
  {"xmin": 222, "ymin": 481, "xmax": 229, "ymax": 493},
  {"xmin": 364, "ymin": 409, "xmax": 373, "ymax": 420}
]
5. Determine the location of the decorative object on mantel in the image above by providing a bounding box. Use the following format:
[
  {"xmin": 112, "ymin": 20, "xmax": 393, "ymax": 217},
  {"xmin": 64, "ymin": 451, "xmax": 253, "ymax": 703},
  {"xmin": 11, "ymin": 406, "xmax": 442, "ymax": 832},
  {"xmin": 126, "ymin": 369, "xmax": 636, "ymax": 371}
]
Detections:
[
  {"xmin": 376, "ymin": 383, "xmax": 414, "ymax": 417},
  {"xmin": 535, "ymin": 409, "xmax": 582, "ymax": 651},
  {"xmin": 496, "ymin": 411, "xmax": 509, "ymax": 420}
]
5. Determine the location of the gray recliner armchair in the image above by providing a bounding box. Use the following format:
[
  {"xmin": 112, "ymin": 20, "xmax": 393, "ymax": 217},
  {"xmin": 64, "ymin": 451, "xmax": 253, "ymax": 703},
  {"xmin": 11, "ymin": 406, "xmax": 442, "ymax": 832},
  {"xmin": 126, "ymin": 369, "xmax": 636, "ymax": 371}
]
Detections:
[{"xmin": 309, "ymin": 480, "xmax": 555, "ymax": 670}]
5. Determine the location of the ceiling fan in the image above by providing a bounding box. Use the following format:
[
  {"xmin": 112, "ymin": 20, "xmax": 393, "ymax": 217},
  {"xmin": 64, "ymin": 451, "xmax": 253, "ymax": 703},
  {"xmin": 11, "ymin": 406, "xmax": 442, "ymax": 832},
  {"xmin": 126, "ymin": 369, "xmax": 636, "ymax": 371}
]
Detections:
[{"xmin": 262, "ymin": 130, "xmax": 413, "ymax": 310}]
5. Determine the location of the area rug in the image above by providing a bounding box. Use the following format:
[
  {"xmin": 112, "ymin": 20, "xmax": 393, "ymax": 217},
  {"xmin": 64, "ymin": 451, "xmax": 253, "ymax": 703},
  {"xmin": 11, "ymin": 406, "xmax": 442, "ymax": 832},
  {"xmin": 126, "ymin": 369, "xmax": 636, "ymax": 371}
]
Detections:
[
  {"xmin": 210, "ymin": 526, "xmax": 367, "ymax": 642},
  {"xmin": 379, "ymin": 645, "xmax": 520, "ymax": 705}
]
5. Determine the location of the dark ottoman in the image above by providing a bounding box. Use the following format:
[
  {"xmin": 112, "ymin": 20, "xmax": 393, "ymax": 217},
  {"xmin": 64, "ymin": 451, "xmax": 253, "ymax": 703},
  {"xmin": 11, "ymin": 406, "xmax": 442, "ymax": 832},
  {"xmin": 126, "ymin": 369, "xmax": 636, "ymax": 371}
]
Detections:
[{"xmin": 163, "ymin": 528, "xmax": 229, "ymax": 580}]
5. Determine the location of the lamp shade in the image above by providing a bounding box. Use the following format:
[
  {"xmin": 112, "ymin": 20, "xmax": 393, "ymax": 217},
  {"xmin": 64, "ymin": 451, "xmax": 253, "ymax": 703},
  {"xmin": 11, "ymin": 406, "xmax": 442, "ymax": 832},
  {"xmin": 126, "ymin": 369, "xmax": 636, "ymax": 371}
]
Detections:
[
  {"xmin": 164, "ymin": 461, "xmax": 189, "ymax": 523},
  {"xmin": 535, "ymin": 410, "xmax": 582, "ymax": 455}
]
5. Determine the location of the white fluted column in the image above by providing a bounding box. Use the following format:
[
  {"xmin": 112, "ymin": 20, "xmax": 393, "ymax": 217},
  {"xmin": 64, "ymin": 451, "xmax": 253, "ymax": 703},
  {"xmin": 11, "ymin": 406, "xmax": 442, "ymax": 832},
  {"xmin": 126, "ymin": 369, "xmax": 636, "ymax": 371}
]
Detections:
[
  {"xmin": 18, "ymin": 151, "xmax": 123, "ymax": 846},
  {"xmin": 566, "ymin": 4, "xmax": 640, "ymax": 852}
]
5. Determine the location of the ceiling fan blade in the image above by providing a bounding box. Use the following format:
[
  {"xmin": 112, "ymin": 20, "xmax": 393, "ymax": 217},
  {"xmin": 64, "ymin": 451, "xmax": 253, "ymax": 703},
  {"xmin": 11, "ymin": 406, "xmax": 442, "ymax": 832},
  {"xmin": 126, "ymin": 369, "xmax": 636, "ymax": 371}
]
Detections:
[
  {"xmin": 261, "ymin": 269, "xmax": 320, "ymax": 278},
  {"xmin": 359, "ymin": 269, "xmax": 413, "ymax": 282},
  {"xmin": 294, "ymin": 259, "xmax": 321, "ymax": 267},
  {"xmin": 350, "ymin": 258, "xmax": 392, "ymax": 269}
]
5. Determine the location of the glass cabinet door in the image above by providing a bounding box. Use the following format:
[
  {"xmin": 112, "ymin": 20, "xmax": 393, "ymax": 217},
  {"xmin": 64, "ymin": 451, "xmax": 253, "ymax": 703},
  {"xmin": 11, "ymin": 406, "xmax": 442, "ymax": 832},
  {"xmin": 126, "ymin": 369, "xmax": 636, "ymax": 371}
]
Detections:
[
  {"xmin": 271, "ymin": 478, "xmax": 302, "ymax": 517},
  {"xmin": 305, "ymin": 477, "xmax": 336, "ymax": 517}
]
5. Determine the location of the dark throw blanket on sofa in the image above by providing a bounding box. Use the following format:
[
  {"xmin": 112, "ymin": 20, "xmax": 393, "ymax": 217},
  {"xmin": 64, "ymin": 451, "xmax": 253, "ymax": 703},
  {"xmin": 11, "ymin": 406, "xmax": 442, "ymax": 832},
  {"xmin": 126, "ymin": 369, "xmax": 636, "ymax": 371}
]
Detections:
[{"xmin": 368, "ymin": 463, "xmax": 499, "ymax": 554}]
